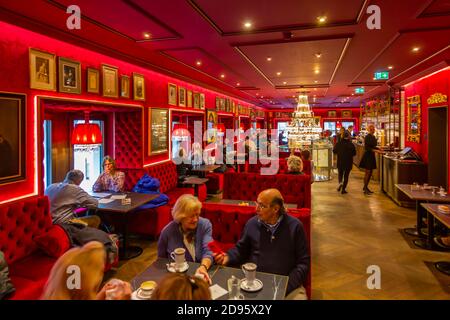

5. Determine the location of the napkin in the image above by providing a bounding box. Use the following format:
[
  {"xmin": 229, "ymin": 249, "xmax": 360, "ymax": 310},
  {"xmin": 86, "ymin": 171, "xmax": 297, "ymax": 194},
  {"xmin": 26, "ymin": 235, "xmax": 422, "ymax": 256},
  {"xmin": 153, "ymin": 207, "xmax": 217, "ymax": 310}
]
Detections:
[
  {"xmin": 209, "ymin": 284, "xmax": 228, "ymax": 300},
  {"xmin": 99, "ymin": 198, "xmax": 115, "ymax": 204}
]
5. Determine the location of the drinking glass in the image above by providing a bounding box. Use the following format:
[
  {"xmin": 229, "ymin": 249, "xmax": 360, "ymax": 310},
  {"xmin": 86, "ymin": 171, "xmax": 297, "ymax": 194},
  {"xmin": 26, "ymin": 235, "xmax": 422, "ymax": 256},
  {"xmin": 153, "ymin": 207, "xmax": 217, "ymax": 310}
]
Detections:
[{"xmin": 227, "ymin": 276, "xmax": 244, "ymax": 300}]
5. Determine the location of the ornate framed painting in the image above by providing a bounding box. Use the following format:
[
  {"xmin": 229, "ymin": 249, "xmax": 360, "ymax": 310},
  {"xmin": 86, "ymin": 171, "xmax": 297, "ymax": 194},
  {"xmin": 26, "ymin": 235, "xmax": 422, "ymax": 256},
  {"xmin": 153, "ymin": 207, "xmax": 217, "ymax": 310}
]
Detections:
[
  {"xmin": 200, "ymin": 93, "xmax": 205, "ymax": 109},
  {"xmin": 206, "ymin": 110, "xmax": 217, "ymax": 144},
  {"xmin": 102, "ymin": 64, "xmax": 119, "ymax": 98},
  {"xmin": 193, "ymin": 92, "xmax": 200, "ymax": 109},
  {"xmin": 178, "ymin": 87, "xmax": 186, "ymax": 107},
  {"xmin": 120, "ymin": 75, "xmax": 130, "ymax": 98},
  {"xmin": 0, "ymin": 92, "xmax": 26, "ymax": 185},
  {"xmin": 149, "ymin": 108, "xmax": 169, "ymax": 155},
  {"xmin": 29, "ymin": 48, "xmax": 56, "ymax": 91},
  {"xmin": 187, "ymin": 90, "xmax": 193, "ymax": 107},
  {"xmin": 58, "ymin": 57, "xmax": 81, "ymax": 94},
  {"xmin": 87, "ymin": 68, "xmax": 100, "ymax": 94},
  {"xmin": 168, "ymin": 83, "xmax": 177, "ymax": 106},
  {"xmin": 327, "ymin": 110, "xmax": 337, "ymax": 118},
  {"xmin": 341, "ymin": 110, "xmax": 352, "ymax": 118},
  {"xmin": 133, "ymin": 73, "xmax": 145, "ymax": 101}
]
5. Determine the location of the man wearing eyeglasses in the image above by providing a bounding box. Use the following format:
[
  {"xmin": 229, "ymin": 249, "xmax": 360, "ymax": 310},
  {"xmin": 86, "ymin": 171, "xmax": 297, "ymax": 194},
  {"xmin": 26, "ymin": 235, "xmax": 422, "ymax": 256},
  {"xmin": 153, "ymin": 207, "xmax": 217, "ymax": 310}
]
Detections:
[
  {"xmin": 213, "ymin": 188, "xmax": 309, "ymax": 299},
  {"xmin": 93, "ymin": 155, "xmax": 125, "ymax": 192}
]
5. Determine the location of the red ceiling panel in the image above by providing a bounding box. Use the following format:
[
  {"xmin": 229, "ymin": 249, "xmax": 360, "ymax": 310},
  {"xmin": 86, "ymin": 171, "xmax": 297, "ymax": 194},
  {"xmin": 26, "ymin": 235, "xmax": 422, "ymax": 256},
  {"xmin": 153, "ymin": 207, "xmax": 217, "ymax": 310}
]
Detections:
[
  {"xmin": 191, "ymin": 0, "xmax": 365, "ymax": 34},
  {"xmin": 418, "ymin": 0, "xmax": 450, "ymax": 17}
]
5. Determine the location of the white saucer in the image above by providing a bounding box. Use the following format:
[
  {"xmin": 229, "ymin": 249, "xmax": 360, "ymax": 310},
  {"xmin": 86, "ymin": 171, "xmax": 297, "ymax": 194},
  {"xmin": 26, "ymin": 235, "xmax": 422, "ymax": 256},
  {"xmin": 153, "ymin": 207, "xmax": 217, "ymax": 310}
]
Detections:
[
  {"xmin": 131, "ymin": 289, "xmax": 152, "ymax": 300},
  {"xmin": 167, "ymin": 262, "xmax": 189, "ymax": 273},
  {"xmin": 240, "ymin": 278, "xmax": 263, "ymax": 292}
]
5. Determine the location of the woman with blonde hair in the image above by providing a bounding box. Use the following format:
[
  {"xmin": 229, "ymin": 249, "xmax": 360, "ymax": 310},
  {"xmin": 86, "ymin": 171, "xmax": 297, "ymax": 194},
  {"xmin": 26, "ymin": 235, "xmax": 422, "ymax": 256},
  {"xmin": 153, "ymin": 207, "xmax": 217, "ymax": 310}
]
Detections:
[
  {"xmin": 152, "ymin": 273, "xmax": 211, "ymax": 300},
  {"xmin": 157, "ymin": 194, "xmax": 213, "ymax": 284},
  {"xmin": 41, "ymin": 241, "xmax": 131, "ymax": 300}
]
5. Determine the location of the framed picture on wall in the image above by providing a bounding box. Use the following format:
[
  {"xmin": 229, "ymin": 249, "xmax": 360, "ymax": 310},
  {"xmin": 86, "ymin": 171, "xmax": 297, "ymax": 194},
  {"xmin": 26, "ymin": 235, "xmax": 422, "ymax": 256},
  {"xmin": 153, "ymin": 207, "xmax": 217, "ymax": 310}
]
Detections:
[
  {"xmin": 149, "ymin": 108, "xmax": 169, "ymax": 155},
  {"xmin": 102, "ymin": 64, "xmax": 119, "ymax": 98},
  {"xmin": 0, "ymin": 93, "xmax": 26, "ymax": 185},
  {"xmin": 193, "ymin": 92, "xmax": 200, "ymax": 109},
  {"xmin": 178, "ymin": 87, "xmax": 186, "ymax": 107},
  {"xmin": 133, "ymin": 73, "xmax": 145, "ymax": 101},
  {"xmin": 314, "ymin": 116, "xmax": 321, "ymax": 126},
  {"xmin": 328, "ymin": 110, "xmax": 337, "ymax": 118},
  {"xmin": 87, "ymin": 68, "xmax": 99, "ymax": 94},
  {"xmin": 168, "ymin": 83, "xmax": 177, "ymax": 106},
  {"xmin": 58, "ymin": 57, "xmax": 81, "ymax": 94},
  {"xmin": 187, "ymin": 90, "xmax": 193, "ymax": 107},
  {"xmin": 215, "ymin": 97, "xmax": 220, "ymax": 110},
  {"xmin": 120, "ymin": 75, "xmax": 130, "ymax": 98},
  {"xmin": 200, "ymin": 93, "xmax": 205, "ymax": 109},
  {"xmin": 29, "ymin": 48, "xmax": 56, "ymax": 91},
  {"xmin": 206, "ymin": 110, "xmax": 217, "ymax": 143},
  {"xmin": 342, "ymin": 110, "xmax": 352, "ymax": 118}
]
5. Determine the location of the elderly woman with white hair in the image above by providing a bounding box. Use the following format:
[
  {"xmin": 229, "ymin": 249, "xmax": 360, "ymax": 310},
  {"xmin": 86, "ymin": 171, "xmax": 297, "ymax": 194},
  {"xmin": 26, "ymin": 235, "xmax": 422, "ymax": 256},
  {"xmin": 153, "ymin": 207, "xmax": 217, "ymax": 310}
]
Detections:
[{"xmin": 157, "ymin": 194, "xmax": 213, "ymax": 283}]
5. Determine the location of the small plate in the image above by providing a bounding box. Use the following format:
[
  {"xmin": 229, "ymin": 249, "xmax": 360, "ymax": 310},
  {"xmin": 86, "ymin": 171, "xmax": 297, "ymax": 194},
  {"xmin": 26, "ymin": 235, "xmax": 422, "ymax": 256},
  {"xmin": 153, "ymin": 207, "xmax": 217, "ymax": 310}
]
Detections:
[
  {"xmin": 131, "ymin": 289, "xmax": 152, "ymax": 300},
  {"xmin": 167, "ymin": 262, "xmax": 189, "ymax": 273},
  {"xmin": 240, "ymin": 278, "xmax": 263, "ymax": 292},
  {"xmin": 438, "ymin": 205, "xmax": 450, "ymax": 213}
]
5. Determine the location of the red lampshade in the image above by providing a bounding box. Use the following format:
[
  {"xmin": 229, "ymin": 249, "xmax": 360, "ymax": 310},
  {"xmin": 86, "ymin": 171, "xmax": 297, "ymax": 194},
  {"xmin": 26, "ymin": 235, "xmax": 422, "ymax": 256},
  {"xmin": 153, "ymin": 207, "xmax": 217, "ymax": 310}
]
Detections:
[
  {"xmin": 217, "ymin": 123, "xmax": 225, "ymax": 133},
  {"xmin": 71, "ymin": 123, "xmax": 103, "ymax": 145},
  {"xmin": 256, "ymin": 123, "xmax": 262, "ymax": 129},
  {"xmin": 71, "ymin": 112, "xmax": 103, "ymax": 145},
  {"xmin": 172, "ymin": 123, "xmax": 190, "ymax": 137}
]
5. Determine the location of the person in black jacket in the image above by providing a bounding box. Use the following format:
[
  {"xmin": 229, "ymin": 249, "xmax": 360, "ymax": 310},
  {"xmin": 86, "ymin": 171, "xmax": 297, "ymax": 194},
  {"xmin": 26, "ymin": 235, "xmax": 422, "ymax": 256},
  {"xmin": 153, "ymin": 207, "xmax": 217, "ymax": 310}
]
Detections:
[
  {"xmin": 359, "ymin": 124, "xmax": 378, "ymax": 195},
  {"xmin": 333, "ymin": 131, "xmax": 356, "ymax": 194}
]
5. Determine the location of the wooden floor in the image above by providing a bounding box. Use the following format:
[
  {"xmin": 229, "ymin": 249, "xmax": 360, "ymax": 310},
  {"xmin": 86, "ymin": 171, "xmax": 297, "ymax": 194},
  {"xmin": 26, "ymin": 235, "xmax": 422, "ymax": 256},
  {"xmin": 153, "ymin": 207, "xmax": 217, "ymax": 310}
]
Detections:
[{"xmin": 110, "ymin": 169, "xmax": 450, "ymax": 299}]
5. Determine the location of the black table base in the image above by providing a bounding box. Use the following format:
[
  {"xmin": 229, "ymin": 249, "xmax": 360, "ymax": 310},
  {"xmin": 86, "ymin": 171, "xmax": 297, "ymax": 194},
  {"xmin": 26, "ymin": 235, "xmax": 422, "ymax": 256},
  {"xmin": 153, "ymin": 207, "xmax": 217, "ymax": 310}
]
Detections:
[
  {"xmin": 435, "ymin": 261, "xmax": 450, "ymax": 276},
  {"xmin": 120, "ymin": 245, "xmax": 143, "ymax": 260}
]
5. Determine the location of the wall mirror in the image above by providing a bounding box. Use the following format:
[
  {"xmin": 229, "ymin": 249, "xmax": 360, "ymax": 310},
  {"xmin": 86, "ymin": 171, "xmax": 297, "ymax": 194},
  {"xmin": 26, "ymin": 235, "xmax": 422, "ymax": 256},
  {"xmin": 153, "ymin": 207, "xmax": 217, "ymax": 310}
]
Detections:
[{"xmin": 406, "ymin": 95, "xmax": 420, "ymax": 143}]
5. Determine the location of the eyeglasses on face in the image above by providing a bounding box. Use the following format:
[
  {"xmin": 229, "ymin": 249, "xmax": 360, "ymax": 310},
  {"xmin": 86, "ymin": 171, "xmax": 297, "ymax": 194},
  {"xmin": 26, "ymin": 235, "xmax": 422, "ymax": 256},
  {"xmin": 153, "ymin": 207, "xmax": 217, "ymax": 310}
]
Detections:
[{"xmin": 104, "ymin": 162, "xmax": 113, "ymax": 167}]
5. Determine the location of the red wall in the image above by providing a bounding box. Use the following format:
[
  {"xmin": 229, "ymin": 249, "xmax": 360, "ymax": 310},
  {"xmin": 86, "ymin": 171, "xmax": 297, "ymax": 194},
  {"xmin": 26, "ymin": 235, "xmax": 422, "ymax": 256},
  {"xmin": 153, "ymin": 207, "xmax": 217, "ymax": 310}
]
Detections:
[
  {"xmin": 0, "ymin": 21, "xmax": 257, "ymax": 203},
  {"xmin": 404, "ymin": 68, "xmax": 450, "ymax": 187}
]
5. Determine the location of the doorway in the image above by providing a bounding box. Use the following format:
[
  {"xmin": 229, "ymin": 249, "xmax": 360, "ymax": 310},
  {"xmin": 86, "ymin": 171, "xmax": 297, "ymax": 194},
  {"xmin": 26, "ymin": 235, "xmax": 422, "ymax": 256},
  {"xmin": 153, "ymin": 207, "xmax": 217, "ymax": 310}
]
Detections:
[{"xmin": 428, "ymin": 106, "xmax": 447, "ymax": 189}]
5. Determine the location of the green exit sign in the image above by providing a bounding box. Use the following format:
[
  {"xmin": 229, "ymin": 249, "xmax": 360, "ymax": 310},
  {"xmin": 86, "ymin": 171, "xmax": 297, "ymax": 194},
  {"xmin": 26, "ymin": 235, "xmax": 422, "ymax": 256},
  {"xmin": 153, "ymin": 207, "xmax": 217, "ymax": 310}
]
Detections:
[
  {"xmin": 355, "ymin": 87, "xmax": 365, "ymax": 94},
  {"xmin": 374, "ymin": 71, "xmax": 389, "ymax": 80}
]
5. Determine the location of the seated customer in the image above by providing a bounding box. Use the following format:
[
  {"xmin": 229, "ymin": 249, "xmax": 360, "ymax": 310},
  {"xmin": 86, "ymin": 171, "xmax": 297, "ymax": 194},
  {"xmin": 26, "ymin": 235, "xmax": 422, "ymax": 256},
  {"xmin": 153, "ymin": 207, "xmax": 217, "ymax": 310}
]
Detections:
[
  {"xmin": 41, "ymin": 241, "xmax": 131, "ymax": 300},
  {"xmin": 158, "ymin": 194, "xmax": 213, "ymax": 283},
  {"xmin": 174, "ymin": 147, "xmax": 192, "ymax": 185},
  {"xmin": 152, "ymin": 273, "xmax": 211, "ymax": 300},
  {"xmin": 45, "ymin": 169, "xmax": 100, "ymax": 228},
  {"xmin": 286, "ymin": 149, "xmax": 303, "ymax": 174},
  {"xmin": 93, "ymin": 156, "xmax": 125, "ymax": 192},
  {"xmin": 214, "ymin": 188, "xmax": 310, "ymax": 299}
]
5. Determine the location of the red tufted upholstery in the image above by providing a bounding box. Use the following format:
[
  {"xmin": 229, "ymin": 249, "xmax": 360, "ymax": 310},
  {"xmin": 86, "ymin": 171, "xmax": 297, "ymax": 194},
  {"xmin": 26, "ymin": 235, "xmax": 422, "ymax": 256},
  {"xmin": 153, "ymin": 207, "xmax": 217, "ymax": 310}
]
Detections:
[
  {"xmin": 248, "ymin": 158, "xmax": 288, "ymax": 175},
  {"xmin": 114, "ymin": 112, "xmax": 143, "ymax": 169},
  {"xmin": 201, "ymin": 202, "xmax": 311, "ymax": 299},
  {"xmin": 223, "ymin": 172, "xmax": 311, "ymax": 209},
  {"xmin": 120, "ymin": 162, "xmax": 195, "ymax": 237}
]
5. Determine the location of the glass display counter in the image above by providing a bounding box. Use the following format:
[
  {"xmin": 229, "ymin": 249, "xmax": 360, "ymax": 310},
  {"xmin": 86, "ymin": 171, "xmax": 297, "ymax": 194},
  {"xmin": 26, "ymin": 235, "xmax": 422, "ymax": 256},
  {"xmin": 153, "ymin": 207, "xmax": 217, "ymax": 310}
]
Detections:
[{"xmin": 311, "ymin": 139, "xmax": 333, "ymax": 181}]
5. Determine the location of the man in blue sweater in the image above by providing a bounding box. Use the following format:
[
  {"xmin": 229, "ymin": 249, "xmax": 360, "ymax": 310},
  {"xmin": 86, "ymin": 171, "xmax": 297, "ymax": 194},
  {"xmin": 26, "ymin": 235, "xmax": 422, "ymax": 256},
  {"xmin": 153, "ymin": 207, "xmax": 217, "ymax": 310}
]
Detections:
[{"xmin": 213, "ymin": 188, "xmax": 310, "ymax": 299}]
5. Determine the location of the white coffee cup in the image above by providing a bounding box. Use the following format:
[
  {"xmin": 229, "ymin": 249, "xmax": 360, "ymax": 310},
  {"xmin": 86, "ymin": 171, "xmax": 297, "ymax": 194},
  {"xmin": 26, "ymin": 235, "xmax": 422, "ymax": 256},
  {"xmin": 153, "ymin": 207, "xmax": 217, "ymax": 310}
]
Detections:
[
  {"xmin": 170, "ymin": 247, "xmax": 186, "ymax": 268},
  {"xmin": 241, "ymin": 262, "xmax": 257, "ymax": 287},
  {"xmin": 137, "ymin": 281, "xmax": 156, "ymax": 299}
]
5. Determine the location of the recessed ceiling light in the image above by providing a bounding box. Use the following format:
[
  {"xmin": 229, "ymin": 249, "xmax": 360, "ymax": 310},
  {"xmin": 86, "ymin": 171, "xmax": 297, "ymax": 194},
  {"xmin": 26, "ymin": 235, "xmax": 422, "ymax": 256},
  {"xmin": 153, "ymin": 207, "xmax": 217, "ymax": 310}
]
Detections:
[
  {"xmin": 412, "ymin": 47, "xmax": 420, "ymax": 52},
  {"xmin": 256, "ymin": 93, "xmax": 259, "ymax": 96},
  {"xmin": 266, "ymin": 57, "xmax": 272, "ymax": 62},
  {"xmin": 196, "ymin": 60, "xmax": 202, "ymax": 66},
  {"xmin": 314, "ymin": 88, "xmax": 317, "ymax": 91},
  {"xmin": 352, "ymin": 93, "xmax": 354, "ymax": 96},
  {"xmin": 314, "ymin": 70, "xmax": 320, "ymax": 74},
  {"xmin": 315, "ymin": 52, "xmax": 322, "ymax": 58},
  {"xmin": 314, "ymin": 80, "xmax": 318, "ymax": 83},
  {"xmin": 283, "ymin": 81, "xmax": 287, "ymax": 85},
  {"xmin": 317, "ymin": 16, "xmax": 327, "ymax": 23},
  {"xmin": 276, "ymin": 72, "xmax": 281, "ymax": 76},
  {"xmin": 236, "ymin": 82, "xmax": 240, "ymax": 86},
  {"xmin": 261, "ymin": 96, "xmax": 264, "ymax": 98},
  {"xmin": 244, "ymin": 22, "xmax": 252, "ymax": 28},
  {"xmin": 388, "ymin": 65, "xmax": 393, "ymax": 69},
  {"xmin": 143, "ymin": 32, "xmax": 151, "ymax": 39}
]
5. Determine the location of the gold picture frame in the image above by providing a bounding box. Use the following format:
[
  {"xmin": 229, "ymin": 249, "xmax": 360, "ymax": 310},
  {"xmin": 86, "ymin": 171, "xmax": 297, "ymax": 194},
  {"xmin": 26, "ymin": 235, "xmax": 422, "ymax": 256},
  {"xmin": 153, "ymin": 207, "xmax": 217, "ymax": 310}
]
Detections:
[
  {"xmin": 200, "ymin": 93, "xmax": 206, "ymax": 109},
  {"xmin": 87, "ymin": 68, "xmax": 99, "ymax": 94},
  {"xmin": 120, "ymin": 75, "xmax": 130, "ymax": 98},
  {"xmin": 193, "ymin": 92, "xmax": 200, "ymax": 109},
  {"xmin": 29, "ymin": 48, "xmax": 56, "ymax": 91},
  {"xmin": 327, "ymin": 110, "xmax": 337, "ymax": 118},
  {"xmin": 102, "ymin": 65, "xmax": 119, "ymax": 98},
  {"xmin": 187, "ymin": 90, "xmax": 193, "ymax": 107},
  {"xmin": 341, "ymin": 110, "xmax": 352, "ymax": 118},
  {"xmin": 206, "ymin": 110, "xmax": 218, "ymax": 143},
  {"xmin": 58, "ymin": 57, "xmax": 81, "ymax": 94},
  {"xmin": 407, "ymin": 95, "xmax": 421, "ymax": 143},
  {"xmin": 168, "ymin": 83, "xmax": 177, "ymax": 106},
  {"xmin": 133, "ymin": 73, "xmax": 145, "ymax": 101},
  {"xmin": 0, "ymin": 92, "xmax": 26, "ymax": 185},
  {"xmin": 149, "ymin": 108, "xmax": 169, "ymax": 155},
  {"xmin": 178, "ymin": 87, "xmax": 186, "ymax": 107}
]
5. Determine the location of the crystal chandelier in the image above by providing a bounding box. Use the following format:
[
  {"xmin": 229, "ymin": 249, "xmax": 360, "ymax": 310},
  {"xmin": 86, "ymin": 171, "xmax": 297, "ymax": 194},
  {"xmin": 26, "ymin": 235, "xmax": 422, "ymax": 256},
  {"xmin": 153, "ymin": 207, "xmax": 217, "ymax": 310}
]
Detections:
[{"xmin": 286, "ymin": 94, "xmax": 322, "ymax": 149}]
